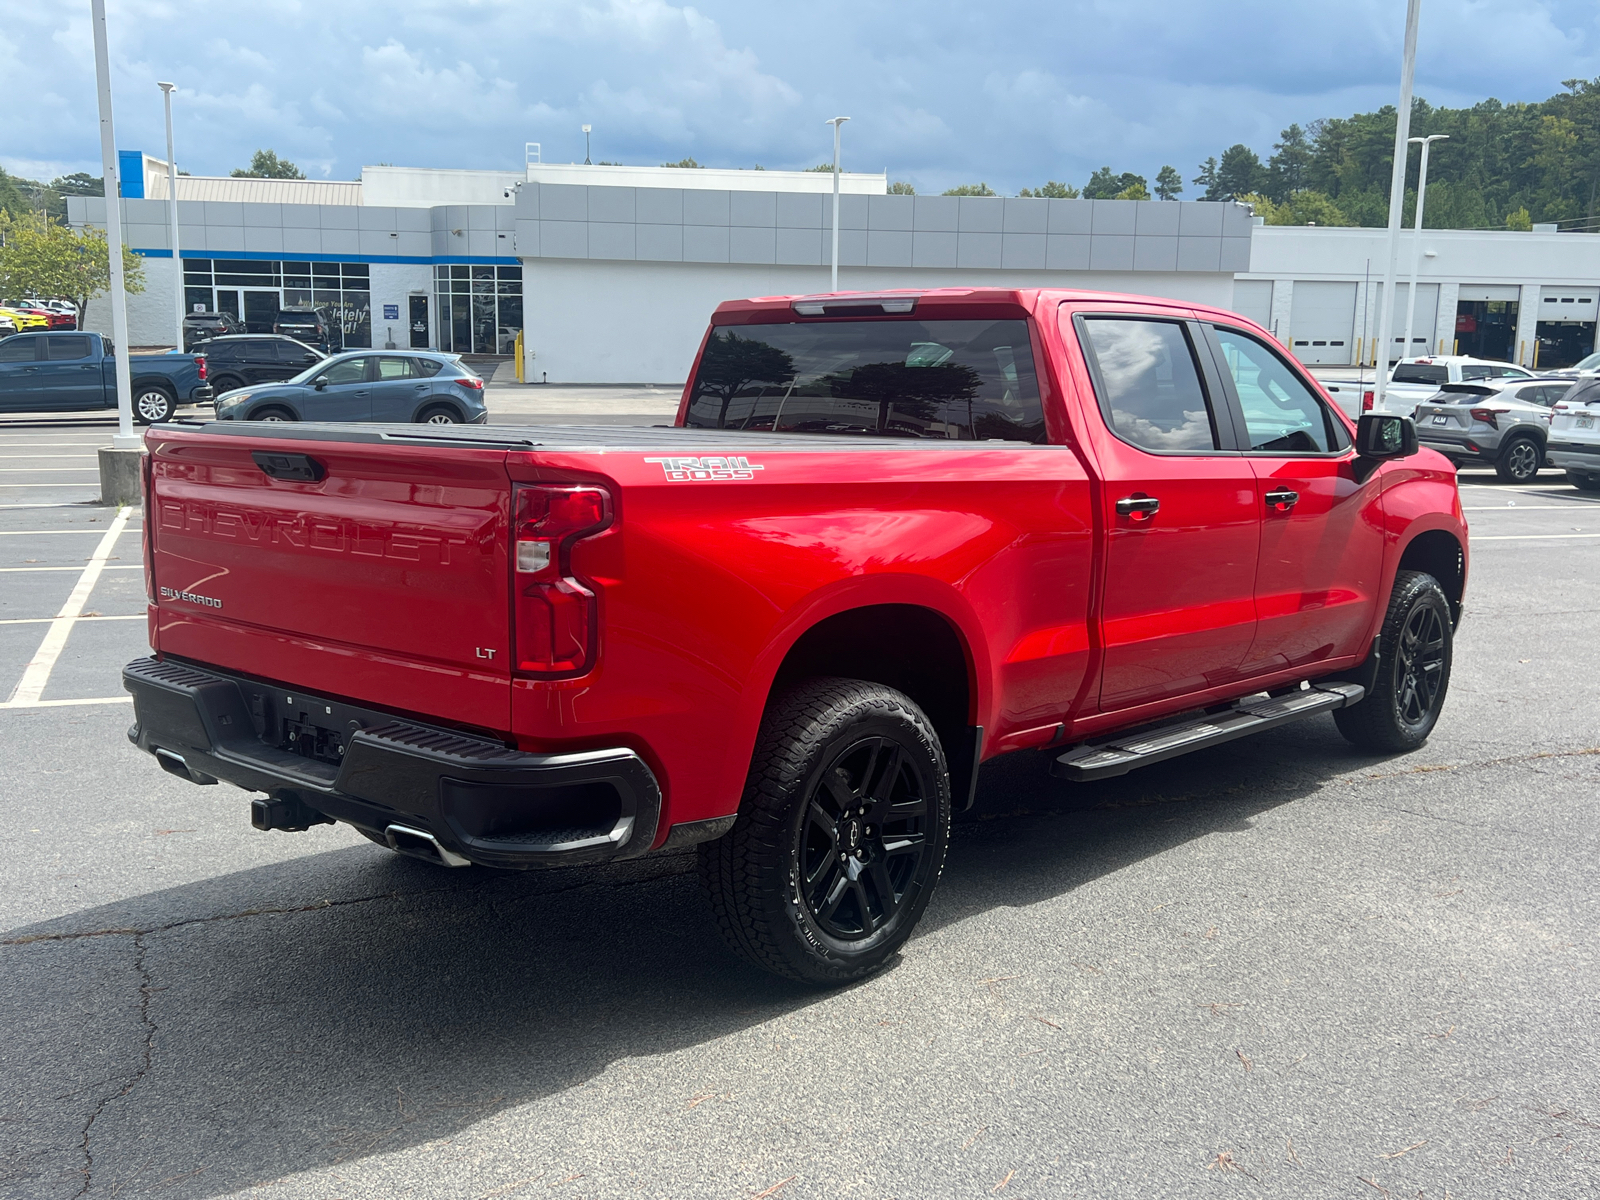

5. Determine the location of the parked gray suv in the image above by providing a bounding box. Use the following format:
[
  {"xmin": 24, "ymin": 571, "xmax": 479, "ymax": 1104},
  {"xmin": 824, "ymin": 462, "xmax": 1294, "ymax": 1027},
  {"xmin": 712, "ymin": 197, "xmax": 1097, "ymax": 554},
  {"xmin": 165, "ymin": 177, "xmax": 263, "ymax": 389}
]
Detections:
[{"xmin": 1412, "ymin": 377, "xmax": 1569, "ymax": 483}]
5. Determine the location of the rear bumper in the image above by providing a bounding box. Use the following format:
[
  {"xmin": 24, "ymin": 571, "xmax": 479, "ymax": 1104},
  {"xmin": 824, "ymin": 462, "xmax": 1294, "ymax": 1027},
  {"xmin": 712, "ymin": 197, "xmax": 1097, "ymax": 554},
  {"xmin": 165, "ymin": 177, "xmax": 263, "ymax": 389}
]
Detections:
[
  {"xmin": 1546, "ymin": 441, "xmax": 1600, "ymax": 470},
  {"xmin": 1418, "ymin": 432, "xmax": 1496, "ymax": 463},
  {"xmin": 187, "ymin": 385, "xmax": 215, "ymax": 404},
  {"xmin": 122, "ymin": 656, "xmax": 661, "ymax": 869}
]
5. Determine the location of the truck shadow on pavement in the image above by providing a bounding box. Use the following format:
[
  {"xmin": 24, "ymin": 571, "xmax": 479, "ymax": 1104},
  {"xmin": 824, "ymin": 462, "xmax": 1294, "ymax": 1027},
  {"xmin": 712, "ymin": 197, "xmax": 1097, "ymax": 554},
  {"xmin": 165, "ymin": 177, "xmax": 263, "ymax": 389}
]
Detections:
[{"xmin": 2, "ymin": 719, "xmax": 1371, "ymax": 1198}]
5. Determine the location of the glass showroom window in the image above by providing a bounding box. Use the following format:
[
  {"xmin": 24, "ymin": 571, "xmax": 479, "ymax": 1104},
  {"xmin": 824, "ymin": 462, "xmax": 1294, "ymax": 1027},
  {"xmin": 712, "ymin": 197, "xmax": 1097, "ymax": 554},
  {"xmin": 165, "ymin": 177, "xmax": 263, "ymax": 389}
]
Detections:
[
  {"xmin": 180, "ymin": 258, "xmax": 372, "ymax": 348},
  {"xmin": 435, "ymin": 264, "xmax": 522, "ymax": 354}
]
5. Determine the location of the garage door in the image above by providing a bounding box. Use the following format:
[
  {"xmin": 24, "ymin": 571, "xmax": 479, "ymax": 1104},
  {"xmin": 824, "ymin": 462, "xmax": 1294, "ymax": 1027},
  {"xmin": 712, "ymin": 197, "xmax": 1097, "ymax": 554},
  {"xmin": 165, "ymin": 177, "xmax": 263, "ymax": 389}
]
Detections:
[
  {"xmin": 1289, "ymin": 281, "xmax": 1356, "ymax": 365},
  {"xmin": 1369, "ymin": 282, "xmax": 1441, "ymax": 358},
  {"xmin": 1230, "ymin": 280, "xmax": 1273, "ymax": 332}
]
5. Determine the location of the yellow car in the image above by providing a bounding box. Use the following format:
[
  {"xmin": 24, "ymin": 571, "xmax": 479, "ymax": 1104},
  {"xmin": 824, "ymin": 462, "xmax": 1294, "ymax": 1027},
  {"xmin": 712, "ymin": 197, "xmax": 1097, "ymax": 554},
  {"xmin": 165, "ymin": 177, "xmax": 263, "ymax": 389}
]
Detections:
[{"xmin": 0, "ymin": 306, "xmax": 49, "ymax": 333}]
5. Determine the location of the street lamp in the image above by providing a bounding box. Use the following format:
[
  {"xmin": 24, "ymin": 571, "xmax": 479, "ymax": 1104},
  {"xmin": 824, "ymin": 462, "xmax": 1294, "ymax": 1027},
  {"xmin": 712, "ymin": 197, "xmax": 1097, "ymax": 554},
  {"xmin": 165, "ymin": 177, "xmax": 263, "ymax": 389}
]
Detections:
[
  {"xmin": 825, "ymin": 117, "xmax": 850, "ymax": 292},
  {"xmin": 582, "ymin": 124, "xmax": 592, "ymax": 165},
  {"xmin": 157, "ymin": 81, "xmax": 182, "ymax": 349},
  {"xmin": 1371, "ymin": 0, "xmax": 1422, "ymax": 410},
  {"xmin": 1401, "ymin": 133, "xmax": 1448, "ymax": 360}
]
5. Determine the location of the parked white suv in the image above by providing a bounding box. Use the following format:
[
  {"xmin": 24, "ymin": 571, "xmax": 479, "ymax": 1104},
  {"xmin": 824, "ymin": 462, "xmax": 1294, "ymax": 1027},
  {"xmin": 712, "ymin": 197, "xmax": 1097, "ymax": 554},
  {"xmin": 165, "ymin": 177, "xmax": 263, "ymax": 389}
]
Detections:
[
  {"xmin": 1546, "ymin": 377, "xmax": 1600, "ymax": 492},
  {"xmin": 1369, "ymin": 356, "xmax": 1537, "ymax": 417}
]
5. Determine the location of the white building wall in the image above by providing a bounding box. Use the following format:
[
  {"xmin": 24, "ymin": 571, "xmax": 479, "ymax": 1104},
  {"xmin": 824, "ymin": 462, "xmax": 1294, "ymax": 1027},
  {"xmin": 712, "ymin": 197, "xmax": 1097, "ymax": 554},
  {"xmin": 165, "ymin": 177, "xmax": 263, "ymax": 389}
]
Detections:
[
  {"xmin": 522, "ymin": 258, "xmax": 1236, "ymax": 384},
  {"xmin": 367, "ymin": 262, "xmax": 435, "ymax": 349},
  {"xmin": 81, "ymin": 254, "xmax": 182, "ymax": 348}
]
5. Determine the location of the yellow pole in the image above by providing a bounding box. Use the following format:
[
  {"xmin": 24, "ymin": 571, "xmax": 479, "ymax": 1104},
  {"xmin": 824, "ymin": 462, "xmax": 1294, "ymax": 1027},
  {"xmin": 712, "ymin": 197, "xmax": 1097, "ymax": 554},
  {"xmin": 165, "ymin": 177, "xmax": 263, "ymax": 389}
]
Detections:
[
  {"xmin": 1532, "ymin": 340, "xmax": 1539, "ymax": 369},
  {"xmin": 1355, "ymin": 336, "xmax": 1362, "ymax": 365},
  {"xmin": 1453, "ymin": 338, "xmax": 1459, "ymax": 355},
  {"xmin": 514, "ymin": 330, "xmax": 525, "ymax": 383}
]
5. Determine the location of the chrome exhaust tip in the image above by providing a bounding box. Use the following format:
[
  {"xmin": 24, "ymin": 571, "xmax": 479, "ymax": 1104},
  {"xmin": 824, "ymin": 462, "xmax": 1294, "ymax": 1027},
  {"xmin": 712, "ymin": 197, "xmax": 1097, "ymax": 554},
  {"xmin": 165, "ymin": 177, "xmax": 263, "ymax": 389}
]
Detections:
[{"xmin": 384, "ymin": 823, "xmax": 472, "ymax": 868}]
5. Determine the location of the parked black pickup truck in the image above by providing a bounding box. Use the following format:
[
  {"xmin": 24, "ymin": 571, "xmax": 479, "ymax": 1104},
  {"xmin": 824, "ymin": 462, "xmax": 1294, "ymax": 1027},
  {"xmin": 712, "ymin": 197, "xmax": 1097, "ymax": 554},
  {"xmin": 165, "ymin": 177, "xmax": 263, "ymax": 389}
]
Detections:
[{"xmin": 0, "ymin": 331, "xmax": 213, "ymax": 423}]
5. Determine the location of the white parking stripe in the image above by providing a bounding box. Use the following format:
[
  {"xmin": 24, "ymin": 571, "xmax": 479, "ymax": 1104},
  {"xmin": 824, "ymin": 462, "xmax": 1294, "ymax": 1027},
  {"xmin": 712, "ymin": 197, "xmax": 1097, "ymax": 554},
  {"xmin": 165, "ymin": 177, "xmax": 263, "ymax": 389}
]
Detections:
[
  {"xmin": 2, "ymin": 507, "xmax": 133, "ymax": 709},
  {"xmin": 0, "ymin": 468, "xmax": 100, "ymax": 473},
  {"xmin": 0, "ymin": 696, "xmax": 131, "ymax": 709},
  {"xmin": 0, "ymin": 615, "xmax": 144, "ymax": 625},
  {"xmin": 1462, "ymin": 504, "xmax": 1596, "ymax": 511},
  {"xmin": 0, "ymin": 565, "xmax": 142, "ymax": 572},
  {"xmin": 0, "ymin": 528, "xmax": 140, "ymax": 536},
  {"xmin": 1472, "ymin": 533, "xmax": 1600, "ymax": 541},
  {"xmin": 0, "ymin": 503, "xmax": 140, "ymax": 511}
]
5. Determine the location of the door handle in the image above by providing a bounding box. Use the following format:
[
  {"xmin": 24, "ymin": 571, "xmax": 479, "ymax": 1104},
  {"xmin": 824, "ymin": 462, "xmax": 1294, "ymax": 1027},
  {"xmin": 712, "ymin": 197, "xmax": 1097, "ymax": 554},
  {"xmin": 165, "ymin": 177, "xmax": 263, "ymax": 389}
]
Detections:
[
  {"xmin": 1265, "ymin": 488, "xmax": 1300, "ymax": 512},
  {"xmin": 1115, "ymin": 495, "xmax": 1160, "ymax": 521}
]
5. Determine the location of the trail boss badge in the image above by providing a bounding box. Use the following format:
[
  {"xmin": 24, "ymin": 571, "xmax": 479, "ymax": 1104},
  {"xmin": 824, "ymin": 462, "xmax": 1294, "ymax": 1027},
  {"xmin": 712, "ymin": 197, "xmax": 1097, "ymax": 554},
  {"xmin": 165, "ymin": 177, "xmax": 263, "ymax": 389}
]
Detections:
[{"xmin": 644, "ymin": 456, "xmax": 764, "ymax": 482}]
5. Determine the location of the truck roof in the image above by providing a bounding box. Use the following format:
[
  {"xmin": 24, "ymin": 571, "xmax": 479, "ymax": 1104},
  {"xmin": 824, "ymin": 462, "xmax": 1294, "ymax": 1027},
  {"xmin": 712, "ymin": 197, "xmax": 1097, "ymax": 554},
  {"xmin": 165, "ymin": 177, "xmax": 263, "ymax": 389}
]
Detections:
[{"xmin": 710, "ymin": 287, "xmax": 1250, "ymax": 326}]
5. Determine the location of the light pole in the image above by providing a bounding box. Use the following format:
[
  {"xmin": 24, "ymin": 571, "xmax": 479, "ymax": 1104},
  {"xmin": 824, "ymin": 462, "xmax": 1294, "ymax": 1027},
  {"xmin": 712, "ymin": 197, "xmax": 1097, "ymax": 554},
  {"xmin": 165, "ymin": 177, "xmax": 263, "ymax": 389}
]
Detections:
[
  {"xmin": 582, "ymin": 124, "xmax": 592, "ymax": 165},
  {"xmin": 158, "ymin": 81, "xmax": 182, "ymax": 349},
  {"xmin": 825, "ymin": 117, "xmax": 849, "ymax": 292},
  {"xmin": 1371, "ymin": 0, "xmax": 1423, "ymax": 411},
  {"xmin": 1401, "ymin": 133, "xmax": 1448, "ymax": 359},
  {"xmin": 91, "ymin": 0, "xmax": 137, "ymax": 449}
]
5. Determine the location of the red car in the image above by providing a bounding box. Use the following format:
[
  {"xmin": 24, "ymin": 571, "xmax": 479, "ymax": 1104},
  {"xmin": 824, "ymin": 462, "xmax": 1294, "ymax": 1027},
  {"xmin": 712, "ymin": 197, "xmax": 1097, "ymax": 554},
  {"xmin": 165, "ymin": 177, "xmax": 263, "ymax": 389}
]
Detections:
[
  {"xmin": 4, "ymin": 300, "xmax": 75, "ymax": 330},
  {"xmin": 124, "ymin": 287, "xmax": 1467, "ymax": 983}
]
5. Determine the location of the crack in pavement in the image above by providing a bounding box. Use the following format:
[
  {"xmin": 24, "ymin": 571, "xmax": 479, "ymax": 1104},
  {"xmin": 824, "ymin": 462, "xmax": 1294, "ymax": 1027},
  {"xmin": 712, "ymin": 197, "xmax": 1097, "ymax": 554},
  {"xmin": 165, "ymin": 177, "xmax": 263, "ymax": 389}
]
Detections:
[{"xmin": 73, "ymin": 933, "xmax": 155, "ymax": 1199}]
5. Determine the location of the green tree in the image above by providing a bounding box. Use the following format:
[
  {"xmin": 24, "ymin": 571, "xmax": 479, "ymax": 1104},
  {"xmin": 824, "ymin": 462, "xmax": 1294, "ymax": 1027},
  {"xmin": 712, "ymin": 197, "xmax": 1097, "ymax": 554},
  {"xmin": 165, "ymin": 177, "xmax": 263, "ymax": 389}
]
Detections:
[
  {"xmin": 1238, "ymin": 190, "xmax": 1352, "ymax": 226},
  {"xmin": 51, "ymin": 173, "xmax": 104, "ymax": 197},
  {"xmin": 805, "ymin": 162, "xmax": 834, "ymax": 172},
  {"xmin": 1115, "ymin": 181, "xmax": 1151, "ymax": 201},
  {"xmin": 1083, "ymin": 168, "xmax": 1146, "ymax": 199},
  {"xmin": 1020, "ymin": 180, "xmax": 1080, "ymax": 198},
  {"xmin": 942, "ymin": 183, "xmax": 997, "ymax": 196},
  {"xmin": 660, "ymin": 157, "xmax": 703, "ymax": 169},
  {"xmin": 888, "ymin": 181, "xmax": 916, "ymax": 194},
  {"xmin": 0, "ymin": 167, "xmax": 29, "ymax": 218},
  {"xmin": 231, "ymin": 149, "xmax": 305, "ymax": 179},
  {"xmin": 0, "ymin": 210, "xmax": 144, "ymax": 325},
  {"xmin": 1154, "ymin": 165, "xmax": 1183, "ymax": 201},
  {"xmin": 1505, "ymin": 206, "xmax": 1532, "ymax": 231},
  {"xmin": 1266, "ymin": 124, "xmax": 1312, "ymax": 202},
  {"xmin": 1193, "ymin": 156, "xmax": 1220, "ymax": 199},
  {"xmin": 1215, "ymin": 144, "xmax": 1267, "ymax": 200}
]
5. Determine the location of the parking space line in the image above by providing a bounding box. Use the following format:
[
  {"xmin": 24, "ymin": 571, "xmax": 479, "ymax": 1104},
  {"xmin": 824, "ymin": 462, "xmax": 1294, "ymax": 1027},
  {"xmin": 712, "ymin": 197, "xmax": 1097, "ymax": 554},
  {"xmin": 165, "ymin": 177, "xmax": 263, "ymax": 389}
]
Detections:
[
  {"xmin": 1472, "ymin": 533, "xmax": 1600, "ymax": 541},
  {"xmin": 1462, "ymin": 505, "xmax": 1596, "ymax": 511},
  {"xmin": 2, "ymin": 507, "xmax": 133, "ymax": 709},
  {"xmin": 0, "ymin": 565, "xmax": 142, "ymax": 573},
  {"xmin": 0, "ymin": 615, "xmax": 144, "ymax": 625},
  {"xmin": 0, "ymin": 696, "xmax": 131, "ymax": 709},
  {"xmin": 0, "ymin": 529, "xmax": 139, "ymax": 536},
  {"xmin": 0, "ymin": 468, "xmax": 101, "ymax": 473},
  {"xmin": 0, "ymin": 503, "xmax": 139, "ymax": 511}
]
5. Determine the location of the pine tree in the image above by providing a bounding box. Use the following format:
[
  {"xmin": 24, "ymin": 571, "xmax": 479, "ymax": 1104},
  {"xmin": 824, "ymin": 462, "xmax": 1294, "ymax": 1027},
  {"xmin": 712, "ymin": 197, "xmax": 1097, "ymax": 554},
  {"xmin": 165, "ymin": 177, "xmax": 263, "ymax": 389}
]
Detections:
[{"xmin": 1154, "ymin": 165, "xmax": 1183, "ymax": 201}]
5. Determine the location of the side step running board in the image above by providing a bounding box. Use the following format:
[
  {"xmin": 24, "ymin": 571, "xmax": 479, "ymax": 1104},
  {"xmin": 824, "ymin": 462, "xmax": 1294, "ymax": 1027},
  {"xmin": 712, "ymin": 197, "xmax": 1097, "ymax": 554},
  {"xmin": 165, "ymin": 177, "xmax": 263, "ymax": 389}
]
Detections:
[{"xmin": 1052, "ymin": 683, "xmax": 1365, "ymax": 782}]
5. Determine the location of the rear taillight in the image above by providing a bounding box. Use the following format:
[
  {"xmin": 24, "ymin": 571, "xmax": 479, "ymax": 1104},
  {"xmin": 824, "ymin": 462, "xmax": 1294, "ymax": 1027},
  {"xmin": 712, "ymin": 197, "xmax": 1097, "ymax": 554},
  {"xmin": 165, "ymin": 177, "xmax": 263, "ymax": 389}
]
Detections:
[
  {"xmin": 1362, "ymin": 390, "xmax": 1375, "ymax": 411},
  {"xmin": 460, "ymin": 376, "xmax": 485, "ymax": 390},
  {"xmin": 511, "ymin": 483, "xmax": 612, "ymax": 676},
  {"xmin": 1469, "ymin": 407, "xmax": 1505, "ymax": 429},
  {"xmin": 196, "ymin": 354, "xmax": 207, "ymax": 381}
]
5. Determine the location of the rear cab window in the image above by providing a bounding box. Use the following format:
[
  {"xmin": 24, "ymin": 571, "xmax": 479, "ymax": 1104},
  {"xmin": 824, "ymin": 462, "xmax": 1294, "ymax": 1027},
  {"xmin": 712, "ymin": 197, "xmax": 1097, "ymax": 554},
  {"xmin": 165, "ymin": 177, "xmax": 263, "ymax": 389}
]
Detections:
[
  {"xmin": 1393, "ymin": 364, "xmax": 1448, "ymax": 384},
  {"xmin": 683, "ymin": 319, "xmax": 1046, "ymax": 441}
]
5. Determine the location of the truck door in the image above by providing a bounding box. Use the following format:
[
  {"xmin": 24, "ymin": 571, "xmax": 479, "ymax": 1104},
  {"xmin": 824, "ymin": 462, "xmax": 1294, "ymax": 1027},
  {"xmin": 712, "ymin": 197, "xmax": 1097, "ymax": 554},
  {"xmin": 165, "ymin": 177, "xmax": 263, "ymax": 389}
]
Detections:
[
  {"xmin": 35, "ymin": 334, "xmax": 102, "ymax": 409},
  {"xmin": 1068, "ymin": 312, "xmax": 1261, "ymax": 712},
  {"xmin": 0, "ymin": 334, "xmax": 43, "ymax": 410},
  {"xmin": 1201, "ymin": 323, "xmax": 1384, "ymax": 674}
]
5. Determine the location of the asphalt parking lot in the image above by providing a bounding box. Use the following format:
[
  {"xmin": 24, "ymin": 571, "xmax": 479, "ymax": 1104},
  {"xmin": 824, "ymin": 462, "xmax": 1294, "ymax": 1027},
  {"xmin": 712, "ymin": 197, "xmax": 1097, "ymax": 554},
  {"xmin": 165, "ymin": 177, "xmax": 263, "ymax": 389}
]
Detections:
[{"xmin": 1, "ymin": 413, "xmax": 1597, "ymax": 1199}]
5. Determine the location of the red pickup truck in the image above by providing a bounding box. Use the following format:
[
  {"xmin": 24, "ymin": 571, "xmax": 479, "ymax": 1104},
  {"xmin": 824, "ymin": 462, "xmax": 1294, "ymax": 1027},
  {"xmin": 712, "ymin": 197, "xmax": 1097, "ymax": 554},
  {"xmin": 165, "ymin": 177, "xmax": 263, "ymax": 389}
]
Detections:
[{"xmin": 124, "ymin": 288, "xmax": 1466, "ymax": 983}]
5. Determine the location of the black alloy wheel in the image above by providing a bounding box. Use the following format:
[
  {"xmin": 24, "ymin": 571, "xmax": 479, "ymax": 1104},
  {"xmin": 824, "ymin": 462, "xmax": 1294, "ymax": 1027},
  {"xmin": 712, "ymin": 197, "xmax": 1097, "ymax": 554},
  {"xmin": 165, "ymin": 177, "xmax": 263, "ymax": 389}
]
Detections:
[
  {"xmin": 1495, "ymin": 435, "xmax": 1541, "ymax": 483},
  {"xmin": 799, "ymin": 734, "xmax": 932, "ymax": 941},
  {"xmin": 1334, "ymin": 569, "xmax": 1454, "ymax": 753},
  {"xmin": 700, "ymin": 677, "xmax": 951, "ymax": 985},
  {"xmin": 1393, "ymin": 602, "xmax": 1447, "ymax": 730}
]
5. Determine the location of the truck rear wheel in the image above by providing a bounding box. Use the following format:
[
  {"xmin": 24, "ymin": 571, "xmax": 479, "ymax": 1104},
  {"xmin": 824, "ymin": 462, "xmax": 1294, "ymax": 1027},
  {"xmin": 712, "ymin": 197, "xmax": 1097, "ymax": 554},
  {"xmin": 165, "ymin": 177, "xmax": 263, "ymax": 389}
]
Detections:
[
  {"xmin": 134, "ymin": 386, "xmax": 176, "ymax": 425},
  {"xmin": 1333, "ymin": 570, "xmax": 1453, "ymax": 753},
  {"xmin": 699, "ymin": 678, "xmax": 951, "ymax": 985}
]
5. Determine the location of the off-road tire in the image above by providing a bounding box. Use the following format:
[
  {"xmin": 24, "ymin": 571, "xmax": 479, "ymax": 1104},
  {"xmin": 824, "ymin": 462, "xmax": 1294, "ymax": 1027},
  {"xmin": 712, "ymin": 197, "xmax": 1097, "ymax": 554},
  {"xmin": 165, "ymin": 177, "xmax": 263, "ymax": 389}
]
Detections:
[
  {"xmin": 698, "ymin": 678, "xmax": 951, "ymax": 985},
  {"xmin": 1494, "ymin": 435, "xmax": 1542, "ymax": 484},
  {"xmin": 133, "ymin": 385, "xmax": 176, "ymax": 425},
  {"xmin": 1333, "ymin": 570, "xmax": 1453, "ymax": 753},
  {"xmin": 1567, "ymin": 469, "xmax": 1600, "ymax": 494}
]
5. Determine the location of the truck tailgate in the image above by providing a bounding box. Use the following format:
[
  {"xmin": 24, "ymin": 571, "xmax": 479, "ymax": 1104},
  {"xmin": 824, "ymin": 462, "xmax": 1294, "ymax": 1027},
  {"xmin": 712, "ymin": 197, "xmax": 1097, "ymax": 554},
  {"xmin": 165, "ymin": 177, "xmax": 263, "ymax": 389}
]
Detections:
[{"xmin": 146, "ymin": 425, "xmax": 513, "ymax": 733}]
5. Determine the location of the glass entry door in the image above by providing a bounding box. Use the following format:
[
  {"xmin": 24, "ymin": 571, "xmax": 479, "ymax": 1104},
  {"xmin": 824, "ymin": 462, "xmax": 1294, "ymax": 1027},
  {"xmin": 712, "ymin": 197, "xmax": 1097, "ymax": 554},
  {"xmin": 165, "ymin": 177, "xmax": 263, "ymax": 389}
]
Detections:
[
  {"xmin": 243, "ymin": 290, "xmax": 280, "ymax": 334},
  {"xmin": 215, "ymin": 290, "xmax": 240, "ymax": 319}
]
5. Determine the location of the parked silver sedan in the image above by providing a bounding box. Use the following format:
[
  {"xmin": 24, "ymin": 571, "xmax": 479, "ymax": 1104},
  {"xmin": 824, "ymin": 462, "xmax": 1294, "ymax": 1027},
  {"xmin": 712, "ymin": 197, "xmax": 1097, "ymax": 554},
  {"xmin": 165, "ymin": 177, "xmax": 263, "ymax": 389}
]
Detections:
[{"xmin": 1412, "ymin": 377, "xmax": 1572, "ymax": 483}]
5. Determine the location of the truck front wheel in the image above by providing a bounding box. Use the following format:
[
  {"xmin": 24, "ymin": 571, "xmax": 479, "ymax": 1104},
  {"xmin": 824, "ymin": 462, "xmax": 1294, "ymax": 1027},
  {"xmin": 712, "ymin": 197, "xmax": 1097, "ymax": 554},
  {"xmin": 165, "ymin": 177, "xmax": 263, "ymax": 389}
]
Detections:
[
  {"xmin": 699, "ymin": 678, "xmax": 951, "ymax": 985},
  {"xmin": 1333, "ymin": 570, "xmax": 1454, "ymax": 753}
]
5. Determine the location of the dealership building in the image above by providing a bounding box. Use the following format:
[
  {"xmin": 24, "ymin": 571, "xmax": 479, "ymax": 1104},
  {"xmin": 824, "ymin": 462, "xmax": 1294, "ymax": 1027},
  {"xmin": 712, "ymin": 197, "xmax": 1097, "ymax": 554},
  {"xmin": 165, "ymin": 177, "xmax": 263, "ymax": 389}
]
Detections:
[{"xmin": 70, "ymin": 150, "xmax": 1600, "ymax": 382}]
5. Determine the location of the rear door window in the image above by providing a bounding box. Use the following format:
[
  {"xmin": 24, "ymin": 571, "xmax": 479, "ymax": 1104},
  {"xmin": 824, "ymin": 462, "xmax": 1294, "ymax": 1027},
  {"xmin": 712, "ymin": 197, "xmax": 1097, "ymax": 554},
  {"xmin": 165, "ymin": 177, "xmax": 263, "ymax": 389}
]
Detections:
[
  {"xmin": 375, "ymin": 356, "xmax": 416, "ymax": 380},
  {"xmin": 1460, "ymin": 364, "xmax": 1493, "ymax": 381},
  {"xmin": 275, "ymin": 341, "xmax": 322, "ymax": 366},
  {"xmin": 1392, "ymin": 364, "xmax": 1448, "ymax": 384},
  {"xmin": 1077, "ymin": 317, "xmax": 1220, "ymax": 452},
  {"xmin": 46, "ymin": 335, "xmax": 92, "ymax": 360},
  {"xmin": 683, "ymin": 318, "xmax": 1045, "ymax": 441},
  {"xmin": 0, "ymin": 338, "xmax": 37, "ymax": 363}
]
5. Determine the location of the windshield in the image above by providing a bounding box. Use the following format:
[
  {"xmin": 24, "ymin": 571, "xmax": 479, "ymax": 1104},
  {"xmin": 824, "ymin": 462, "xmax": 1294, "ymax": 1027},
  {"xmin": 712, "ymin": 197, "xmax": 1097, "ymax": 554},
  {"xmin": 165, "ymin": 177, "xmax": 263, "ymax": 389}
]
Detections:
[
  {"xmin": 1573, "ymin": 352, "xmax": 1600, "ymax": 372},
  {"xmin": 683, "ymin": 318, "xmax": 1045, "ymax": 441},
  {"xmin": 1392, "ymin": 364, "xmax": 1448, "ymax": 384}
]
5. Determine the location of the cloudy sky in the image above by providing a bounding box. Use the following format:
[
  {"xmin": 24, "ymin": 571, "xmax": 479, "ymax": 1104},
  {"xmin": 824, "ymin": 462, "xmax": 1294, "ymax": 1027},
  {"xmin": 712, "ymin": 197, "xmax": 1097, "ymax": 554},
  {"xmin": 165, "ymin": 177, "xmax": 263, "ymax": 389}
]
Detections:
[{"xmin": 3, "ymin": 0, "xmax": 1598, "ymax": 195}]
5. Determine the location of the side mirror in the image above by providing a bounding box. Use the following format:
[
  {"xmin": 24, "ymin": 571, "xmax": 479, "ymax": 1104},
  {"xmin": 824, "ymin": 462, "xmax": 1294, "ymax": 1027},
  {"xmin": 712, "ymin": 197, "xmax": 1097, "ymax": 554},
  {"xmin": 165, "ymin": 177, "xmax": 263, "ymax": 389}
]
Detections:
[
  {"xmin": 1356, "ymin": 413, "xmax": 1419, "ymax": 461},
  {"xmin": 312, "ymin": 375, "xmax": 329, "ymax": 391}
]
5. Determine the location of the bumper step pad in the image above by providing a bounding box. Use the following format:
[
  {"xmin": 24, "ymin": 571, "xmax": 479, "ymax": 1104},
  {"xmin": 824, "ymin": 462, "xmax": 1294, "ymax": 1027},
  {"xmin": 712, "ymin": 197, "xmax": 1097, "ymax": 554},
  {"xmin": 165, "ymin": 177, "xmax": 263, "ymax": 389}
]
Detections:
[{"xmin": 1052, "ymin": 683, "xmax": 1365, "ymax": 782}]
